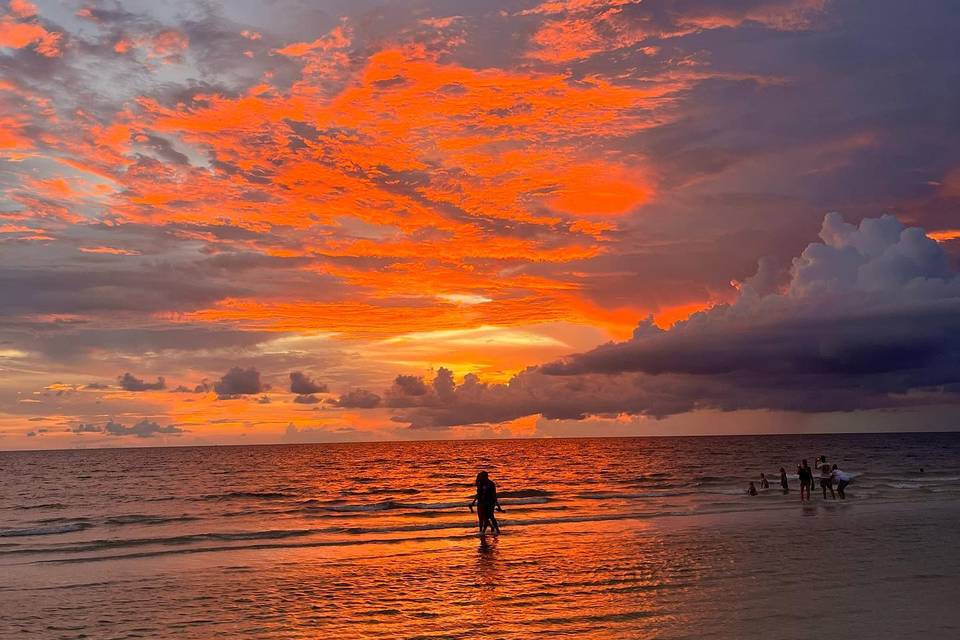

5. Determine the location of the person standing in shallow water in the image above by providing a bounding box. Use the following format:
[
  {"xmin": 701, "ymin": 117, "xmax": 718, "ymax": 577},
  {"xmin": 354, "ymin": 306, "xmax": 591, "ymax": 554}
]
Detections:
[
  {"xmin": 779, "ymin": 467, "xmax": 789, "ymax": 494},
  {"xmin": 469, "ymin": 471, "xmax": 503, "ymax": 535},
  {"xmin": 760, "ymin": 473, "xmax": 770, "ymax": 489},
  {"xmin": 798, "ymin": 459, "xmax": 812, "ymax": 502},
  {"xmin": 818, "ymin": 455, "xmax": 836, "ymax": 500}
]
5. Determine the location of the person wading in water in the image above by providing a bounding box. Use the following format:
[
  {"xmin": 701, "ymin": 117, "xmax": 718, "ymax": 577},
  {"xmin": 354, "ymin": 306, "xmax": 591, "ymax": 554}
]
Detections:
[{"xmin": 469, "ymin": 471, "xmax": 503, "ymax": 535}]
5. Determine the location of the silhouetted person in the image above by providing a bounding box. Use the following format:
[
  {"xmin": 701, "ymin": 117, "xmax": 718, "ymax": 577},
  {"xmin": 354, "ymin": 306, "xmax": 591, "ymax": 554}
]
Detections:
[
  {"xmin": 798, "ymin": 459, "xmax": 812, "ymax": 502},
  {"xmin": 469, "ymin": 471, "xmax": 503, "ymax": 535},
  {"xmin": 779, "ymin": 467, "xmax": 789, "ymax": 494},
  {"xmin": 832, "ymin": 464, "xmax": 851, "ymax": 499},
  {"xmin": 747, "ymin": 481, "xmax": 758, "ymax": 496},
  {"xmin": 469, "ymin": 472, "xmax": 487, "ymax": 532},
  {"xmin": 818, "ymin": 455, "xmax": 835, "ymax": 499},
  {"xmin": 760, "ymin": 473, "xmax": 770, "ymax": 489}
]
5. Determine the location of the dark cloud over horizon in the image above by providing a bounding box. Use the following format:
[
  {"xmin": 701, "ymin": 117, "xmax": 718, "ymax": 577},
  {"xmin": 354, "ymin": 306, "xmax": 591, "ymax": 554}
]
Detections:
[
  {"xmin": 387, "ymin": 214, "xmax": 960, "ymax": 428},
  {"xmin": 214, "ymin": 367, "xmax": 266, "ymax": 398},
  {"xmin": 119, "ymin": 372, "xmax": 166, "ymax": 391},
  {"xmin": 289, "ymin": 371, "xmax": 327, "ymax": 395},
  {"xmin": 74, "ymin": 419, "xmax": 184, "ymax": 437}
]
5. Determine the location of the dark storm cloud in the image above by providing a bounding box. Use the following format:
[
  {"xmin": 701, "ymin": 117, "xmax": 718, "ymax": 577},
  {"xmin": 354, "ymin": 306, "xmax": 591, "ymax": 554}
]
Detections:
[
  {"xmin": 388, "ymin": 214, "xmax": 960, "ymax": 428},
  {"xmin": 214, "ymin": 367, "xmax": 266, "ymax": 397},
  {"xmin": 119, "ymin": 372, "xmax": 166, "ymax": 391},
  {"xmin": 289, "ymin": 371, "xmax": 327, "ymax": 394}
]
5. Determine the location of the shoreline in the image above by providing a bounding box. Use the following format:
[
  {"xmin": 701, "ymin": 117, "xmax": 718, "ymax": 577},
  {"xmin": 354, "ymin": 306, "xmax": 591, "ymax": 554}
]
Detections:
[{"xmin": 6, "ymin": 494, "xmax": 957, "ymax": 570}]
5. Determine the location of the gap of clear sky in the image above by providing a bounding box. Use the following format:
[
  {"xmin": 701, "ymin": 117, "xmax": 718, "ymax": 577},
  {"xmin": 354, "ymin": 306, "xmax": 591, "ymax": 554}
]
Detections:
[{"xmin": 1, "ymin": 0, "xmax": 959, "ymax": 449}]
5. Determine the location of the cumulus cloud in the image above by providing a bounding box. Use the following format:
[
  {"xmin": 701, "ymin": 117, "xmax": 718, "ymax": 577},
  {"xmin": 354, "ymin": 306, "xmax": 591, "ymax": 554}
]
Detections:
[
  {"xmin": 387, "ymin": 214, "xmax": 960, "ymax": 428},
  {"xmin": 543, "ymin": 214, "xmax": 960, "ymax": 379},
  {"xmin": 119, "ymin": 372, "xmax": 165, "ymax": 391},
  {"xmin": 213, "ymin": 367, "xmax": 265, "ymax": 398},
  {"xmin": 73, "ymin": 423, "xmax": 102, "ymax": 433},
  {"xmin": 335, "ymin": 388, "xmax": 382, "ymax": 408},
  {"xmin": 289, "ymin": 371, "xmax": 327, "ymax": 394},
  {"xmin": 293, "ymin": 394, "xmax": 320, "ymax": 404},
  {"xmin": 384, "ymin": 374, "xmax": 429, "ymax": 407}
]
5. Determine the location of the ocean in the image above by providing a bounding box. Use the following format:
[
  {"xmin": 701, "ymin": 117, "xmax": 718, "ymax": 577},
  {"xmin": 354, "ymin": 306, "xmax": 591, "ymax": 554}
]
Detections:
[{"xmin": 2, "ymin": 433, "xmax": 959, "ymax": 639}]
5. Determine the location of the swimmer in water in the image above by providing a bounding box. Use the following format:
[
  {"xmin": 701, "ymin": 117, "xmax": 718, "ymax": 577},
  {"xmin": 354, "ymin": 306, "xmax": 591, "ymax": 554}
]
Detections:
[{"xmin": 747, "ymin": 481, "xmax": 758, "ymax": 496}]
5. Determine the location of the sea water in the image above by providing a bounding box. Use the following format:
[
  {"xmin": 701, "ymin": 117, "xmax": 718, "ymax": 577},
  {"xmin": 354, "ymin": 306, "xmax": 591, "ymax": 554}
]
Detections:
[{"xmin": 2, "ymin": 433, "xmax": 959, "ymax": 638}]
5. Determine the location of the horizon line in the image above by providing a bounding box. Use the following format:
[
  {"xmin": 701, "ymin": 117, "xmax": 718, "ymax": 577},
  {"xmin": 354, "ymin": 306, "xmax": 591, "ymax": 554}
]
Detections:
[{"xmin": 3, "ymin": 428, "xmax": 959, "ymax": 454}]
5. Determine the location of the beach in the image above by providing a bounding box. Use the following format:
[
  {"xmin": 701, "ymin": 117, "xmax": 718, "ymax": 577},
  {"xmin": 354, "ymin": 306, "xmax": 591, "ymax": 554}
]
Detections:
[{"xmin": 2, "ymin": 433, "xmax": 959, "ymax": 638}]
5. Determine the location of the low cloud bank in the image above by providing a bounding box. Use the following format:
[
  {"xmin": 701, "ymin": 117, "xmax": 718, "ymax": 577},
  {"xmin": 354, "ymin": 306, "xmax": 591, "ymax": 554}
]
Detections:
[
  {"xmin": 382, "ymin": 214, "xmax": 960, "ymax": 427},
  {"xmin": 73, "ymin": 419, "xmax": 184, "ymax": 437}
]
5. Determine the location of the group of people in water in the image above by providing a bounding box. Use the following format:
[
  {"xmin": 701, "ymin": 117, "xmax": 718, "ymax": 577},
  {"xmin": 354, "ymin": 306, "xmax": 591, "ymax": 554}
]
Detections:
[
  {"xmin": 748, "ymin": 455, "xmax": 852, "ymax": 501},
  {"xmin": 472, "ymin": 456, "xmax": 854, "ymax": 536}
]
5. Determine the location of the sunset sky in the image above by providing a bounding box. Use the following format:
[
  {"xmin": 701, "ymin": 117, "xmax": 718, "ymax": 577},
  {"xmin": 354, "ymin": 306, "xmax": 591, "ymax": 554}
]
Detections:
[{"xmin": 2, "ymin": 0, "xmax": 959, "ymax": 448}]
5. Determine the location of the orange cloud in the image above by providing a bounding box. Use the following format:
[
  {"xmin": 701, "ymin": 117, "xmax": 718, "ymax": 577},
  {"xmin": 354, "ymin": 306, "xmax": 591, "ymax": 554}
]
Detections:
[
  {"xmin": 9, "ymin": 0, "xmax": 37, "ymax": 18},
  {"xmin": 26, "ymin": 177, "xmax": 75, "ymax": 199},
  {"xmin": 0, "ymin": 14, "xmax": 61, "ymax": 56},
  {"xmin": 543, "ymin": 162, "xmax": 650, "ymax": 216},
  {"xmin": 151, "ymin": 30, "xmax": 188, "ymax": 60},
  {"xmin": 274, "ymin": 25, "xmax": 350, "ymax": 57},
  {"xmin": 526, "ymin": 0, "xmax": 827, "ymax": 63},
  {"xmin": 111, "ymin": 30, "xmax": 188, "ymax": 63},
  {"xmin": 928, "ymin": 230, "xmax": 960, "ymax": 243},
  {"xmin": 653, "ymin": 301, "xmax": 715, "ymax": 329},
  {"xmin": 79, "ymin": 246, "xmax": 142, "ymax": 255},
  {"xmin": 6, "ymin": 23, "xmax": 684, "ymax": 345},
  {"xmin": 0, "ymin": 115, "xmax": 31, "ymax": 149}
]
